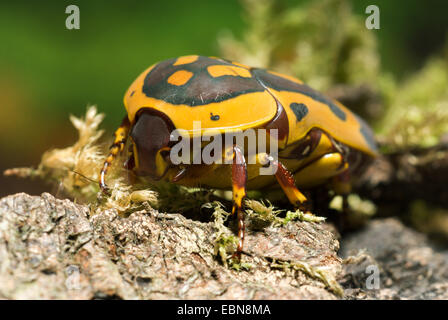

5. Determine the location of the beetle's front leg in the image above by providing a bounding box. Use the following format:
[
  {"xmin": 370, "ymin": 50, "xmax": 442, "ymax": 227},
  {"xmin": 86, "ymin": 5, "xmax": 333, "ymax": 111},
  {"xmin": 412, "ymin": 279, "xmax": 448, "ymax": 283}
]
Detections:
[
  {"xmin": 100, "ymin": 116, "xmax": 131, "ymax": 193},
  {"xmin": 231, "ymin": 145, "xmax": 248, "ymax": 260}
]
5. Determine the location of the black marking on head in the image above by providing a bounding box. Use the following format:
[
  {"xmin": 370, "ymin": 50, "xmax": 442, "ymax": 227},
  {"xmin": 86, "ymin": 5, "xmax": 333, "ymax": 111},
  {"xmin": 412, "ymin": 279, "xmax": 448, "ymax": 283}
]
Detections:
[
  {"xmin": 251, "ymin": 68, "xmax": 347, "ymax": 121},
  {"xmin": 356, "ymin": 115, "xmax": 378, "ymax": 153},
  {"xmin": 289, "ymin": 103, "xmax": 308, "ymax": 121},
  {"xmin": 210, "ymin": 113, "xmax": 220, "ymax": 121},
  {"xmin": 130, "ymin": 109, "xmax": 174, "ymax": 178},
  {"xmin": 142, "ymin": 56, "xmax": 264, "ymax": 106}
]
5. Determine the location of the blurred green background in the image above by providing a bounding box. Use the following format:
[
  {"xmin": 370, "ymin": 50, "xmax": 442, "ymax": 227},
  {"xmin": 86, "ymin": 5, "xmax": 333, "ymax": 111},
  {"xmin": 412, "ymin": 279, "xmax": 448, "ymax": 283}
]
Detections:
[{"xmin": 1, "ymin": 0, "xmax": 447, "ymax": 197}]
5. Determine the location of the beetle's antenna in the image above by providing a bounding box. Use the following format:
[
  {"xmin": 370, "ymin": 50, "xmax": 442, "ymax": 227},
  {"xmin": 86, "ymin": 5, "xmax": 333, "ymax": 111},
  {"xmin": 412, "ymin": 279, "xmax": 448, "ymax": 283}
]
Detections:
[{"xmin": 69, "ymin": 169, "xmax": 97, "ymax": 184}]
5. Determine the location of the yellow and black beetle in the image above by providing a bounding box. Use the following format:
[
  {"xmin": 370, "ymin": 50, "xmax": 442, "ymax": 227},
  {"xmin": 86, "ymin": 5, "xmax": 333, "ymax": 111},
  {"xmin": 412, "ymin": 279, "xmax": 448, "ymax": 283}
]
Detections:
[{"xmin": 100, "ymin": 55, "xmax": 378, "ymax": 258}]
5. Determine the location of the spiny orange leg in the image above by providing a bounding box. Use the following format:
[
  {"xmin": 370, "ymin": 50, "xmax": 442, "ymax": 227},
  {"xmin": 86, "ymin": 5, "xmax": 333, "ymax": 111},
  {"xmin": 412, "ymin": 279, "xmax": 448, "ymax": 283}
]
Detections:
[
  {"xmin": 269, "ymin": 158, "xmax": 308, "ymax": 208},
  {"xmin": 231, "ymin": 145, "xmax": 248, "ymax": 261},
  {"xmin": 99, "ymin": 116, "xmax": 131, "ymax": 194}
]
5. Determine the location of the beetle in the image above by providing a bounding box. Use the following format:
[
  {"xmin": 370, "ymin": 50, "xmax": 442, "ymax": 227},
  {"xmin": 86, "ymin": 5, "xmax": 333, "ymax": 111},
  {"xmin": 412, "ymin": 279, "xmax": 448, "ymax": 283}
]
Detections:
[{"xmin": 100, "ymin": 55, "xmax": 378, "ymax": 259}]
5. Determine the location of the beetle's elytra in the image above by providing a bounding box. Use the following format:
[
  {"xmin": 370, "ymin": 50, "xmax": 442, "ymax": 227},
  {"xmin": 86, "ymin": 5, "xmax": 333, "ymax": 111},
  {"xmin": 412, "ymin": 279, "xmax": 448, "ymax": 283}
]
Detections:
[{"xmin": 100, "ymin": 55, "xmax": 378, "ymax": 259}]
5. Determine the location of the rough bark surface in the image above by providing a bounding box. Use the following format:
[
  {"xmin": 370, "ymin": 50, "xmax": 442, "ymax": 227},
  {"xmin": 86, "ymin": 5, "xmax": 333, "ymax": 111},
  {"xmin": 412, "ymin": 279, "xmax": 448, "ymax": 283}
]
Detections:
[
  {"xmin": 0, "ymin": 193, "xmax": 340, "ymax": 299},
  {"xmin": 341, "ymin": 218, "xmax": 448, "ymax": 299},
  {"xmin": 356, "ymin": 144, "xmax": 448, "ymax": 210},
  {"xmin": 1, "ymin": 193, "xmax": 447, "ymax": 299}
]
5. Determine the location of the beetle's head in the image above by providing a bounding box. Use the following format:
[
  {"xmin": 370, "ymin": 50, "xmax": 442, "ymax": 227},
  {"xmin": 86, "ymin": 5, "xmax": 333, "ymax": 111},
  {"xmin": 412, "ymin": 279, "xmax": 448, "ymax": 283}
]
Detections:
[{"xmin": 129, "ymin": 109, "xmax": 174, "ymax": 180}]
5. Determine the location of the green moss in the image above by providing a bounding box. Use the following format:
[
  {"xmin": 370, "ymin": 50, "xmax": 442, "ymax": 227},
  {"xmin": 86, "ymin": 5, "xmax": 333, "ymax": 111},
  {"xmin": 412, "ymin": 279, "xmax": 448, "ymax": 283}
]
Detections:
[
  {"xmin": 245, "ymin": 199, "xmax": 283, "ymax": 230},
  {"xmin": 152, "ymin": 182, "xmax": 213, "ymax": 213},
  {"xmin": 220, "ymin": 0, "xmax": 381, "ymax": 92},
  {"xmin": 379, "ymin": 57, "xmax": 448, "ymax": 150},
  {"xmin": 278, "ymin": 209, "xmax": 326, "ymax": 225},
  {"xmin": 270, "ymin": 259, "xmax": 344, "ymax": 297}
]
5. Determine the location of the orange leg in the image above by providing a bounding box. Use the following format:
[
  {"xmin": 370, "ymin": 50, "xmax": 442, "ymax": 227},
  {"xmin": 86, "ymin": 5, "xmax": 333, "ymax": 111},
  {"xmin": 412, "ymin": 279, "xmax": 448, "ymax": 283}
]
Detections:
[
  {"xmin": 332, "ymin": 168, "xmax": 352, "ymax": 196},
  {"xmin": 270, "ymin": 158, "xmax": 308, "ymax": 207},
  {"xmin": 231, "ymin": 145, "xmax": 248, "ymax": 260},
  {"xmin": 100, "ymin": 116, "xmax": 130, "ymax": 193},
  {"xmin": 332, "ymin": 169, "xmax": 352, "ymax": 230}
]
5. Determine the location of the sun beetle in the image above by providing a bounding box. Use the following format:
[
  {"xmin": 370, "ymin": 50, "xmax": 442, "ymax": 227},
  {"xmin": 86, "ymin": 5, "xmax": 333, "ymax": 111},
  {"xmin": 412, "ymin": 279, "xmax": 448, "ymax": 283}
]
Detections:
[{"xmin": 100, "ymin": 55, "xmax": 378, "ymax": 258}]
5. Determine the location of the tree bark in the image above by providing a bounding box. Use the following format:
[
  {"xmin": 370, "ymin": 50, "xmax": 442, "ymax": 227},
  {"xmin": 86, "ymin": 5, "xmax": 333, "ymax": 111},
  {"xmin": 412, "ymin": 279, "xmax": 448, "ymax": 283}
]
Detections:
[{"xmin": 2, "ymin": 192, "xmax": 448, "ymax": 299}]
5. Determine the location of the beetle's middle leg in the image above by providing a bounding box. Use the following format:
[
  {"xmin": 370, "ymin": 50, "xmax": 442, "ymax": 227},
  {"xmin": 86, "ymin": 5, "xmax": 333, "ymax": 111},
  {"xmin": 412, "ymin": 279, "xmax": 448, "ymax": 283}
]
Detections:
[
  {"xmin": 261, "ymin": 155, "xmax": 309, "ymax": 208},
  {"xmin": 100, "ymin": 116, "xmax": 131, "ymax": 193},
  {"xmin": 249, "ymin": 151, "xmax": 309, "ymax": 209}
]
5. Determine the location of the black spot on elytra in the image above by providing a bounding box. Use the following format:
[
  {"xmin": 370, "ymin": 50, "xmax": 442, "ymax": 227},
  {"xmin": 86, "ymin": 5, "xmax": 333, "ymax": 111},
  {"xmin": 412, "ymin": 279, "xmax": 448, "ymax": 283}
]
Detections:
[
  {"xmin": 142, "ymin": 56, "xmax": 263, "ymax": 106},
  {"xmin": 210, "ymin": 113, "xmax": 220, "ymax": 121},
  {"xmin": 290, "ymin": 103, "xmax": 308, "ymax": 121},
  {"xmin": 130, "ymin": 90, "xmax": 135, "ymax": 97},
  {"xmin": 356, "ymin": 115, "xmax": 378, "ymax": 152},
  {"xmin": 251, "ymin": 68, "xmax": 347, "ymax": 121}
]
